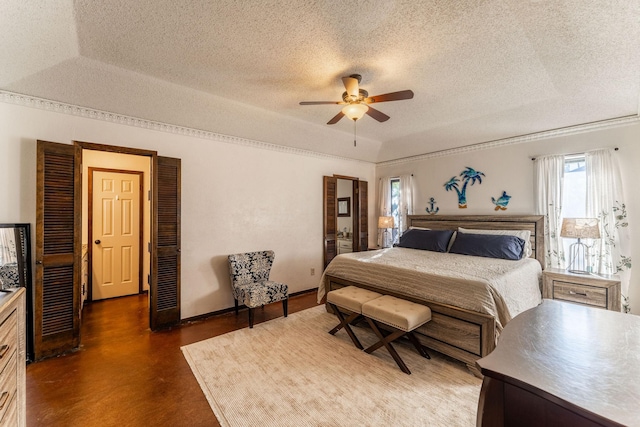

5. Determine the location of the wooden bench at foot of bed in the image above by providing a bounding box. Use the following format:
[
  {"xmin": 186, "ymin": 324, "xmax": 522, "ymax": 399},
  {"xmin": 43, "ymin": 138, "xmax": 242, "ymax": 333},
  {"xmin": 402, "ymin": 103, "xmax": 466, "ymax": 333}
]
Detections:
[{"xmin": 326, "ymin": 275, "xmax": 495, "ymax": 377}]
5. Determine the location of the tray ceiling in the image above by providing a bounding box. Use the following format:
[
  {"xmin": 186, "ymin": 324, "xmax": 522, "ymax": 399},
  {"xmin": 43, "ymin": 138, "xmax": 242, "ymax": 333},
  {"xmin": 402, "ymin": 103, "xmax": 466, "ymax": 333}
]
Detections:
[{"xmin": 1, "ymin": 0, "xmax": 639, "ymax": 162}]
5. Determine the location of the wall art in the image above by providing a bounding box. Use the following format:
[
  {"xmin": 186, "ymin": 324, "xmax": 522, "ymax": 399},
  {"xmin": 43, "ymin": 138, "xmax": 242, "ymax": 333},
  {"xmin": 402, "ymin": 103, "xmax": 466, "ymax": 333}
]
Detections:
[
  {"xmin": 425, "ymin": 197, "xmax": 439, "ymax": 215},
  {"xmin": 491, "ymin": 191, "xmax": 511, "ymax": 210},
  {"xmin": 444, "ymin": 167, "xmax": 485, "ymax": 208}
]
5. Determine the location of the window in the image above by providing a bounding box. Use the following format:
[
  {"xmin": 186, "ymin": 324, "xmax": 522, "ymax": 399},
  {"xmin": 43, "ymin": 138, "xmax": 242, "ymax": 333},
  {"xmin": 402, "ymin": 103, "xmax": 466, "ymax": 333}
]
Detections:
[
  {"xmin": 562, "ymin": 155, "xmax": 587, "ymax": 267},
  {"xmin": 562, "ymin": 156, "xmax": 586, "ymax": 218},
  {"xmin": 390, "ymin": 178, "xmax": 400, "ymax": 243}
]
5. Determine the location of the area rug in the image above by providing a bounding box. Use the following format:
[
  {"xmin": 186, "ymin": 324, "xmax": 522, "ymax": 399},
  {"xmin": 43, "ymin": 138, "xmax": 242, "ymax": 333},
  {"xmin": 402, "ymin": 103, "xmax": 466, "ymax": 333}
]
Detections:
[{"xmin": 181, "ymin": 305, "xmax": 482, "ymax": 427}]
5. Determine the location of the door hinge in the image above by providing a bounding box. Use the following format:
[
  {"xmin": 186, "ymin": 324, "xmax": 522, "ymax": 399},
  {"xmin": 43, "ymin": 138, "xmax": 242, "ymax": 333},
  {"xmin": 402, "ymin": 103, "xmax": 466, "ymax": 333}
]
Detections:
[
  {"xmin": 148, "ymin": 242, "xmax": 152, "ymax": 252},
  {"xmin": 148, "ymin": 190, "xmax": 151, "ymax": 201},
  {"xmin": 147, "ymin": 274, "xmax": 150, "ymax": 284}
]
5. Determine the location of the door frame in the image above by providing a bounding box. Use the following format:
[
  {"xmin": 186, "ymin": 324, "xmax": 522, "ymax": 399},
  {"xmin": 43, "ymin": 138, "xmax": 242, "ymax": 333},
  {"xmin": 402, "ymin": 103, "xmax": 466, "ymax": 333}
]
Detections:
[
  {"xmin": 323, "ymin": 174, "xmax": 368, "ymax": 269},
  {"xmin": 35, "ymin": 140, "xmax": 181, "ymax": 360},
  {"xmin": 88, "ymin": 167, "xmax": 145, "ymax": 301}
]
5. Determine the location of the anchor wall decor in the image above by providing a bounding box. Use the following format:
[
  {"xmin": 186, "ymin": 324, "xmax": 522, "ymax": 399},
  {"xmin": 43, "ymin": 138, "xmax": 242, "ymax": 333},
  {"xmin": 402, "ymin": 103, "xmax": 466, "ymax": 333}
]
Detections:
[{"xmin": 425, "ymin": 197, "xmax": 439, "ymax": 215}]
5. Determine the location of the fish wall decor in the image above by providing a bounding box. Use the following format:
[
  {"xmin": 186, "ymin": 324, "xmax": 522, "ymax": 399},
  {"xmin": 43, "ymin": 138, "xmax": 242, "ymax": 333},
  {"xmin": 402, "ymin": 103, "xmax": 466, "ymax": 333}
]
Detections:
[{"xmin": 491, "ymin": 191, "xmax": 511, "ymax": 210}]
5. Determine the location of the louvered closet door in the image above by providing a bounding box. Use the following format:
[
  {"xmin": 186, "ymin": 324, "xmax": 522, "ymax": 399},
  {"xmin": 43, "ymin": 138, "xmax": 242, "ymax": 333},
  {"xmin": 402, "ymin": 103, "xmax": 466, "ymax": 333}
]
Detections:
[
  {"xmin": 150, "ymin": 156, "xmax": 181, "ymax": 330},
  {"xmin": 35, "ymin": 141, "xmax": 80, "ymax": 360},
  {"xmin": 323, "ymin": 176, "xmax": 338, "ymax": 269},
  {"xmin": 357, "ymin": 180, "xmax": 368, "ymax": 251}
]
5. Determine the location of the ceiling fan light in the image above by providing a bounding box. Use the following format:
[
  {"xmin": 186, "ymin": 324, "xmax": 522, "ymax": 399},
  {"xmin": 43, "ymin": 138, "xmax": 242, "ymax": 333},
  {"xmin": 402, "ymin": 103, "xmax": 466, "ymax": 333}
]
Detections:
[{"xmin": 341, "ymin": 103, "xmax": 369, "ymax": 121}]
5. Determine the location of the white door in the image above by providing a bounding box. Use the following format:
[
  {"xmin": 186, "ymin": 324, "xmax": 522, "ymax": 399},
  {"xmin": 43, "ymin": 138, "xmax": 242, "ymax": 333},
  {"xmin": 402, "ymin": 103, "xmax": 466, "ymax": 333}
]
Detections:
[{"xmin": 92, "ymin": 170, "xmax": 141, "ymax": 300}]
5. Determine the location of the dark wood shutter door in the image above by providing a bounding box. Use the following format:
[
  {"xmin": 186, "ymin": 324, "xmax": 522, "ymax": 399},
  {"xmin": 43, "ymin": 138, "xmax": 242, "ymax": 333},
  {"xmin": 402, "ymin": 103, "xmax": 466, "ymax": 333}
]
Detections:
[
  {"xmin": 357, "ymin": 180, "xmax": 369, "ymax": 251},
  {"xmin": 150, "ymin": 156, "xmax": 181, "ymax": 330},
  {"xmin": 35, "ymin": 140, "xmax": 80, "ymax": 360},
  {"xmin": 323, "ymin": 176, "xmax": 338, "ymax": 269}
]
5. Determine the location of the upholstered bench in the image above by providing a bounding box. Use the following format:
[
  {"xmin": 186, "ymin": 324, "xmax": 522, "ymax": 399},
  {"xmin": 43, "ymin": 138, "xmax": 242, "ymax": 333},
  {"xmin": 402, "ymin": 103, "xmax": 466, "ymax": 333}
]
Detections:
[
  {"xmin": 327, "ymin": 286, "xmax": 382, "ymax": 349},
  {"xmin": 361, "ymin": 295, "xmax": 432, "ymax": 374}
]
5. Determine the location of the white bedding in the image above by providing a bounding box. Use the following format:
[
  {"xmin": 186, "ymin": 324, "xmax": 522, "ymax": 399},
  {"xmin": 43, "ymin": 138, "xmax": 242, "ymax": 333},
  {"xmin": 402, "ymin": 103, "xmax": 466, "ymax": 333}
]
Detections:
[{"xmin": 318, "ymin": 247, "xmax": 542, "ymax": 332}]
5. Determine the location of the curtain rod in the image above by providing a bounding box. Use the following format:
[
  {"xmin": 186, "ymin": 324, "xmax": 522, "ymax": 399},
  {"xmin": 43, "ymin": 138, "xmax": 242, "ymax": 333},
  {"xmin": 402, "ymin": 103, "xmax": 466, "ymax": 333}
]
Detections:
[{"xmin": 531, "ymin": 147, "xmax": 618, "ymax": 161}]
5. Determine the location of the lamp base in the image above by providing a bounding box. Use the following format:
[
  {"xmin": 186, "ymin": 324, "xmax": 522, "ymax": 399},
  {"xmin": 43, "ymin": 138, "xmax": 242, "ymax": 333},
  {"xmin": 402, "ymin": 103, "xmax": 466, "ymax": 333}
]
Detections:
[{"xmin": 566, "ymin": 239, "xmax": 590, "ymax": 275}]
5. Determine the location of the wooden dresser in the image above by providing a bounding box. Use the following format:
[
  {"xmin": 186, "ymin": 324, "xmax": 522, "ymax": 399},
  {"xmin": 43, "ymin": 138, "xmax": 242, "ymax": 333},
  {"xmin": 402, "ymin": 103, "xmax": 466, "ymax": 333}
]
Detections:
[
  {"xmin": 476, "ymin": 299, "xmax": 640, "ymax": 427},
  {"xmin": 0, "ymin": 288, "xmax": 25, "ymax": 426}
]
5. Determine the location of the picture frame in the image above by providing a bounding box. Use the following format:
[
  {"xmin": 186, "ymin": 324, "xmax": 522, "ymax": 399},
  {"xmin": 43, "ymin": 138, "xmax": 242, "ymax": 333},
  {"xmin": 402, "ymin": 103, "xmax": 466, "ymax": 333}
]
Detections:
[{"xmin": 337, "ymin": 197, "xmax": 351, "ymax": 217}]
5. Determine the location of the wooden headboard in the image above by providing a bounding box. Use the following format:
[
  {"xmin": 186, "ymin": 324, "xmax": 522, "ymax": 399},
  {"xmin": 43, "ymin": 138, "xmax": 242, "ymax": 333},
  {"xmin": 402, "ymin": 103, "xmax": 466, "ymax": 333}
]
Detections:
[{"xmin": 407, "ymin": 215, "xmax": 546, "ymax": 269}]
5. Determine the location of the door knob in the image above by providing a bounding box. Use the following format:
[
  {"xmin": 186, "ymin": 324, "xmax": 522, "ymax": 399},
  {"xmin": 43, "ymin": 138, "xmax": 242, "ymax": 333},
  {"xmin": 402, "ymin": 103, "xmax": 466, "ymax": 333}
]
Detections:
[{"xmin": 95, "ymin": 240, "xmax": 101, "ymax": 244}]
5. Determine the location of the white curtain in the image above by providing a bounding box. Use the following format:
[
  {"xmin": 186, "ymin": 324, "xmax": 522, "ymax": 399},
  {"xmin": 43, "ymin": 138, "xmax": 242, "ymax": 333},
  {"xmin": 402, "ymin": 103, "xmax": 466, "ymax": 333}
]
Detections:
[
  {"xmin": 377, "ymin": 175, "xmax": 413, "ymax": 245},
  {"xmin": 378, "ymin": 177, "xmax": 392, "ymax": 247},
  {"xmin": 534, "ymin": 155, "xmax": 565, "ymax": 269},
  {"xmin": 586, "ymin": 149, "xmax": 632, "ymax": 312},
  {"xmin": 398, "ymin": 174, "xmax": 414, "ymax": 233}
]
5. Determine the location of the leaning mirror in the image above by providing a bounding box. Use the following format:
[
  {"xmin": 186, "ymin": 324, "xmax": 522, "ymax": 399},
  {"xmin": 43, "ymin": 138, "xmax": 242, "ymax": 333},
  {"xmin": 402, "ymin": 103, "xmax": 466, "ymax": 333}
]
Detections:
[{"xmin": 0, "ymin": 223, "xmax": 33, "ymax": 360}]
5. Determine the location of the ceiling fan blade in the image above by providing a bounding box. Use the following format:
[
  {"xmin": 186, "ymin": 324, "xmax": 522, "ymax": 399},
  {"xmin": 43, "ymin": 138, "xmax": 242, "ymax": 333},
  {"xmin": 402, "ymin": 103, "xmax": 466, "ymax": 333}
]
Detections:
[
  {"xmin": 342, "ymin": 76, "xmax": 360, "ymax": 98},
  {"xmin": 299, "ymin": 101, "xmax": 342, "ymax": 105},
  {"xmin": 365, "ymin": 90, "xmax": 414, "ymax": 103},
  {"xmin": 327, "ymin": 111, "xmax": 345, "ymax": 125},
  {"xmin": 365, "ymin": 106, "xmax": 390, "ymax": 122}
]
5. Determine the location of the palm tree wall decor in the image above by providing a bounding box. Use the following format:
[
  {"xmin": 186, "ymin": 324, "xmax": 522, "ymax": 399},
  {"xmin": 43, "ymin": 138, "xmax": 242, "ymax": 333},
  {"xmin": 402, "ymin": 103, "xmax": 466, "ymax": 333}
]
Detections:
[{"xmin": 444, "ymin": 167, "xmax": 485, "ymax": 208}]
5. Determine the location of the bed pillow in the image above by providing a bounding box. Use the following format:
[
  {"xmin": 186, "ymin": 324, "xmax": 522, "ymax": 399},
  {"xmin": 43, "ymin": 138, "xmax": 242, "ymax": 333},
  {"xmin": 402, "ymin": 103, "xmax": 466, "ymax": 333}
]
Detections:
[
  {"xmin": 398, "ymin": 229, "xmax": 455, "ymax": 253},
  {"xmin": 449, "ymin": 232, "xmax": 526, "ymax": 260},
  {"xmin": 457, "ymin": 227, "xmax": 532, "ymax": 258}
]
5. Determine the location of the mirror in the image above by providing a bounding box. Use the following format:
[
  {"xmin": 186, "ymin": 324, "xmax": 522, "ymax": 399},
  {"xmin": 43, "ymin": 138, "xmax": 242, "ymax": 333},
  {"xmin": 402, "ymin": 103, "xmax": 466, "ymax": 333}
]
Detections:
[{"xmin": 0, "ymin": 223, "xmax": 33, "ymax": 360}]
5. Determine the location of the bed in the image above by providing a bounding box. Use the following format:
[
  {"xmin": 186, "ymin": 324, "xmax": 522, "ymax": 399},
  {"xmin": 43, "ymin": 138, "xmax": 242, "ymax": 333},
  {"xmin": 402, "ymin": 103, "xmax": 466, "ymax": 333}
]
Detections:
[{"xmin": 319, "ymin": 215, "xmax": 545, "ymax": 376}]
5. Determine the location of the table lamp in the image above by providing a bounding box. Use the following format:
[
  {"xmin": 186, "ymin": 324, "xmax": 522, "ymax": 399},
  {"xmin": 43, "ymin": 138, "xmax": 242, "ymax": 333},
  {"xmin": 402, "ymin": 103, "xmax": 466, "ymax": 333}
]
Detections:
[
  {"xmin": 378, "ymin": 216, "xmax": 394, "ymax": 248},
  {"xmin": 560, "ymin": 218, "xmax": 600, "ymax": 274}
]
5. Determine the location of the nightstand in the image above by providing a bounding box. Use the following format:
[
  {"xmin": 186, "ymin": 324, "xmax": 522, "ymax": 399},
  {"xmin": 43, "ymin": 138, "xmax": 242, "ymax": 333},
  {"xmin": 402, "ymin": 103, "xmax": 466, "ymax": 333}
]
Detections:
[{"xmin": 542, "ymin": 268, "xmax": 621, "ymax": 312}]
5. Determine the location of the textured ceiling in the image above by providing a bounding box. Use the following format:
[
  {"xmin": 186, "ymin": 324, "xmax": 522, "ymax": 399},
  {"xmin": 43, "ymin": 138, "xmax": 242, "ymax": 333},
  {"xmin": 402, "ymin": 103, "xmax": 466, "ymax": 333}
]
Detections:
[{"xmin": 1, "ymin": 0, "xmax": 639, "ymax": 162}]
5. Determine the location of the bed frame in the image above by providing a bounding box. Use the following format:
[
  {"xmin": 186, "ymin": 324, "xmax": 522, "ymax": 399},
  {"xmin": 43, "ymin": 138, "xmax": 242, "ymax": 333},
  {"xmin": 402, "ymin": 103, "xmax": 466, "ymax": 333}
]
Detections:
[{"xmin": 324, "ymin": 214, "xmax": 545, "ymax": 376}]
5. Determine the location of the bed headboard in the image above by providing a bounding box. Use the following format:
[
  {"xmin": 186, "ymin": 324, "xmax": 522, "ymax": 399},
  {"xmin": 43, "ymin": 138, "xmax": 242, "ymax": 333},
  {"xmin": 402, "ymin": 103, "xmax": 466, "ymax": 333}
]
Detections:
[{"xmin": 407, "ymin": 215, "xmax": 546, "ymax": 269}]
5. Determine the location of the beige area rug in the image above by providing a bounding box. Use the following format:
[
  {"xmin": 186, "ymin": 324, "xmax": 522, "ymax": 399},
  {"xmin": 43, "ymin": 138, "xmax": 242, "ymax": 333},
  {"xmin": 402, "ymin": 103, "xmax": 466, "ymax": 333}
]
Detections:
[{"xmin": 181, "ymin": 305, "xmax": 482, "ymax": 427}]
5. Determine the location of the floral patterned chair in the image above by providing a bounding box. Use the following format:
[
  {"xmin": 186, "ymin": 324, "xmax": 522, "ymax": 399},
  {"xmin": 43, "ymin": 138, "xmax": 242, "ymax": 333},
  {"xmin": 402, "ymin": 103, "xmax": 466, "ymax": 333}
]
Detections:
[
  {"xmin": 0, "ymin": 262, "xmax": 20, "ymax": 289},
  {"xmin": 227, "ymin": 250, "xmax": 288, "ymax": 328}
]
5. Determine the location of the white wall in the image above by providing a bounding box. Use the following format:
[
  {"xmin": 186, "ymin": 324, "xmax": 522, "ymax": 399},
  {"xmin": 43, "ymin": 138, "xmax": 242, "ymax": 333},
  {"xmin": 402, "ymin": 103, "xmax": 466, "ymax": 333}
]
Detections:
[
  {"xmin": 0, "ymin": 102, "xmax": 376, "ymax": 319},
  {"xmin": 377, "ymin": 122, "xmax": 640, "ymax": 314}
]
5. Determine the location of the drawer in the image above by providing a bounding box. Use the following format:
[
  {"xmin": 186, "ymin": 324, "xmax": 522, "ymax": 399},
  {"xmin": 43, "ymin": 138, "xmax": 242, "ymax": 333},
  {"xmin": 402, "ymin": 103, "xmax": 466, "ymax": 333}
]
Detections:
[
  {"xmin": 0, "ymin": 311, "xmax": 16, "ymax": 375},
  {"xmin": 0, "ymin": 352, "xmax": 16, "ymax": 425},
  {"xmin": 553, "ymin": 281, "xmax": 607, "ymax": 308},
  {"xmin": 338, "ymin": 240, "xmax": 352, "ymax": 249},
  {"xmin": 0, "ymin": 393, "xmax": 16, "ymax": 427}
]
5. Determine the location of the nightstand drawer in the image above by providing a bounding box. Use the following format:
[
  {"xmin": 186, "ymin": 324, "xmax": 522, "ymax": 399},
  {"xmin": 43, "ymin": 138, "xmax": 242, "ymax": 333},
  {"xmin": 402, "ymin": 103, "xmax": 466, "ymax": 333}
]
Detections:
[{"xmin": 552, "ymin": 281, "xmax": 607, "ymax": 308}]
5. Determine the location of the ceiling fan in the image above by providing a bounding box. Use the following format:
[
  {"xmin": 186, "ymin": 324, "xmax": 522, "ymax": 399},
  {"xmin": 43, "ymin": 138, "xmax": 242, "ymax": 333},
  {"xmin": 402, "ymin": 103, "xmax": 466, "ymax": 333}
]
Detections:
[{"xmin": 299, "ymin": 74, "xmax": 414, "ymax": 125}]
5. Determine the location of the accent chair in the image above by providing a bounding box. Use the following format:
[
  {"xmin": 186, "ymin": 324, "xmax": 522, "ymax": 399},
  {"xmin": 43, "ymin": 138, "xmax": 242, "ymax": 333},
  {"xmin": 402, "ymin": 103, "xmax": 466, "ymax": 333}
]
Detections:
[{"xmin": 227, "ymin": 250, "xmax": 288, "ymax": 328}]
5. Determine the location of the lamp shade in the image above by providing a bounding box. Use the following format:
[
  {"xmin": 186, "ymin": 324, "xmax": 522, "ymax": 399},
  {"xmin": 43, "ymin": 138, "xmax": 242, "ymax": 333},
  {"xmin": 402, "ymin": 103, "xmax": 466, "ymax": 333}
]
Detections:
[
  {"xmin": 560, "ymin": 218, "xmax": 601, "ymax": 239},
  {"xmin": 378, "ymin": 216, "xmax": 394, "ymax": 229},
  {"xmin": 342, "ymin": 103, "xmax": 369, "ymax": 121}
]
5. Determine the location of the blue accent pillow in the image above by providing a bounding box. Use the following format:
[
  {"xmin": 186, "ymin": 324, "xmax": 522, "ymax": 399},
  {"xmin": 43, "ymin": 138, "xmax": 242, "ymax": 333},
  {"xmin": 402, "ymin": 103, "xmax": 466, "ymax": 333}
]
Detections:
[
  {"xmin": 397, "ymin": 229, "xmax": 455, "ymax": 253},
  {"xmin": 449, "ymin": 232, "xmax": 526, "ymax": 260}
]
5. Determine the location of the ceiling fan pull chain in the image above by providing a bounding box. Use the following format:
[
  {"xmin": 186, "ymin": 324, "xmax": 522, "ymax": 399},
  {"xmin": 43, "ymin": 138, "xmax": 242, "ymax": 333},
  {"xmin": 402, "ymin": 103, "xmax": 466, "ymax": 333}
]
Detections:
[{"xmin": 353, "ymin": 120, "xmax": 357, "ymax": 147}]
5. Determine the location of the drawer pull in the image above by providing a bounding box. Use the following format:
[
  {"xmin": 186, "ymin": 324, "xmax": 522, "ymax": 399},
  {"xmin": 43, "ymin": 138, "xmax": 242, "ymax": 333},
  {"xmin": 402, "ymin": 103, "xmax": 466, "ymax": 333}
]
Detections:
[
  {"xmin": 569, "ymin": 290, "xmax": 588, "ymax": 297},
  {"xmin": 0, "ymin": 391, "xmax": 8, "ymax": 410},
  {"xmin": 0, "ymin": 345, "xmax": 8, "ymax": 359}
]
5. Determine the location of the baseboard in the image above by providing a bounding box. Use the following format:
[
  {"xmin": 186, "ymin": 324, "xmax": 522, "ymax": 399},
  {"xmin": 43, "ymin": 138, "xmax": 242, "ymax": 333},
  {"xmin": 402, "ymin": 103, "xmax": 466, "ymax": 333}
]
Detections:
[{"xmin": 180, "ymin": 287, "xmax": 318, "ymax": 325}]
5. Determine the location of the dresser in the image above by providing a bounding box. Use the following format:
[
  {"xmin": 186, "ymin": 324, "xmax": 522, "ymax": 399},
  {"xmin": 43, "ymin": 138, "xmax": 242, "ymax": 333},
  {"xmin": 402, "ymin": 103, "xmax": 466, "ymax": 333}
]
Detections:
[
  {"xmin": 542, "ymin": 268, "xmax": 621, "ymax": 311},
  {"xmin": 476, "ymin": 299, "xmax": 640, "ymax": 427},
  {"xmin": 0, "ymin": 288, "xmax": 25, "ymax": 427}
]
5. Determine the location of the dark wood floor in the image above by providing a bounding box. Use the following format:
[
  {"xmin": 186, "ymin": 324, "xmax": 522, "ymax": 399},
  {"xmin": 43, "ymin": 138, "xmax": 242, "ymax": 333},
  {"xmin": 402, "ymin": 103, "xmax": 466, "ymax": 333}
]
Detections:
[{"xmin": 26, "ymin": 291, "xmax": 320, "ymax": 426}]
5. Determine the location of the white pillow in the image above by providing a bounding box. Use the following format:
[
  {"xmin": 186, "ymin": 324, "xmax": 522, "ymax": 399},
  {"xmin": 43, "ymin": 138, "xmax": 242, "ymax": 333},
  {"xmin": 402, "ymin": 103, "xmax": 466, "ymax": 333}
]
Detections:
[{"xmin": 457, "ymin": 227, "xmax": 532, "ymax": 258}]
